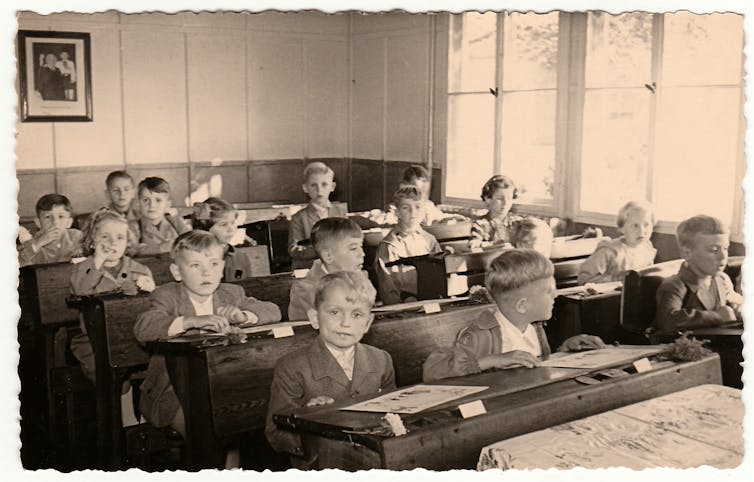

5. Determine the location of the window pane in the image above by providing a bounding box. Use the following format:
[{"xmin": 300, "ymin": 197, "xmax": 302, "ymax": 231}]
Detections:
[
  {"xmin": 662, "ymin": 13, "xmax": 743, "ymax": 86},
  {"xmin": 585, "ymin": 12, "xmax": 653, "ymax": 88},
  {"xmin": 448, "ymin": 12, "xmax": 497, "ymax": 93},
  {"xmin": 653, "ymin": 87, "xmax": 740, "ymax": 224},
  {"xmin": 500, "ymin": 91, "xmax": 556, "ymax": 201},
  {"xmin": 580, "ymin": 89, "xmax": 651, "ymax": 214},
  {"xmin": 502, "ymin": 12, "xmax": 559, "ymax": 91},
  {"xmin": 446, "ymin": 94, "xmax": 495, "ymax": 199}
]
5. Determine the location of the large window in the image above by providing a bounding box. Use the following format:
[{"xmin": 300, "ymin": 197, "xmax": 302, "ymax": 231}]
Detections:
[{"xmin": 446, "ymin": 11, "xmax": 745, "ymax": 237}]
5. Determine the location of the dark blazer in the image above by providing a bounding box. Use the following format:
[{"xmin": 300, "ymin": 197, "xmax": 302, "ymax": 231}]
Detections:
[
  {"xmin": 655, "ymin": 262, "xmax": 742, "ymax": 333},
  {"xmin": 265, "ymin": 336, "xmax": 395, "ymax": 457},
  {"xmin": 134, "ymin": 282, "xmax": 281, "ymax": 427}
]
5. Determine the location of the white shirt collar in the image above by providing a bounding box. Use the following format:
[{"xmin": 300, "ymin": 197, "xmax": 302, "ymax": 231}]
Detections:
[
  {"xmin": 494, "ymin": 309, "xmax": 542, "ymax": 357},
  {"xmin": 186, "ymin": 291, "xmax": 214, "ymax": 316}
]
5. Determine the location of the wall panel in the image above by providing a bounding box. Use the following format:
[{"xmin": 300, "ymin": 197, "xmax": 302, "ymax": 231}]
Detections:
[
  {"xmin": 17, "ymin": 172, "xmax": 55, "ymax": 218},
  {"xmin": 351, "ymin": 36, "xmax": 385, "ymax": 159},
  {"xmin": 305, "ymin": 39, "xmax": 348, "ymax": 158},
  {"xmin": 121, "ymin": 30, "xmax": 188, "ymax": 164}
]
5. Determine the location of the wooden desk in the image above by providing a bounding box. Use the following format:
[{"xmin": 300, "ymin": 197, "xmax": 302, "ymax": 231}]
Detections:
[
  {"xmin": 550, "ymin": 289, "xmax": 624, "ymax": 348},
  {"xmin": 152, "ymin": 301, "xmax": 493, "ymax": 469},
  {"xmin": 273, "ymin": 352, "xmax": 722, "ymax": 470},
  {"xmin": 478, "ymin": 384, "xmax": 742, "ymax": 470}
]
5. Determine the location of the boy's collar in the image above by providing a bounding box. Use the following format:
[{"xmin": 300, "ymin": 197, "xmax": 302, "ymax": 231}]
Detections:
[{"xmin": 678, "ymin": 261, "xmax": 714, "ymax": 289}]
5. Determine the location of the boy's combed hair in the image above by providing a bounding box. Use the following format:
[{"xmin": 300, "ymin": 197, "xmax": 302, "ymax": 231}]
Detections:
[
  {"xmin": 393, "ymin": 185, "xmax": 423, "ymax": 207},
  {"xmin": 311, "ymin": 217, "xmax": 363, "ymax": 254},
  {"xmin": 303, "ymin": 161, "xmax": 334, "ymax": 181},
  {"xmin": 138, "ymin": 176, "xmax": 170, "ymax": 195},
  {"xmin": 314, "ymin": 271, "xmax": 376, "ymax": 309},
  {"xmin": 36, "ymin": 193, "xmax": 73, "ymax": 216},
  {"xmin": 486, "ymin": 249, "xmax": 554, "ymax": 296},
  {"xmin": 616, "ymin": 200, "xmax": 655, "ymax": 228},
  {"xmin": 82, "ymin": 208, "xmax": 129, "ymax": 256},
  {"xmin": 105, "ymin": 170, "xmax": 134, "ymax": 189},
  {"xmin": 676, "ymin": 215, "xmax": 728, "ymax": 250},
  {"xmin": 511, "ymin": 217, "xmax": 553, "ymax": 247},
  {"xmin": 171, "ymin": 230, "xmax": 226, "ymax": 260},
  {"xmin": 192, "ymin": 197, "xmax": 235, "ymax": 231},
  {"xmin": 402, "ymin": 164, "xmax": 429, "ymax": 183},
  {"xmin": 480, "ymin": 174, "xmax": 518, "ymax": 201}
]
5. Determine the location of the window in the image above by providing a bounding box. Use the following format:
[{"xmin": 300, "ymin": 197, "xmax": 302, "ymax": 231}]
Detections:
[{"xmin": 445, "ymin": 11, "xmax": 745, "ymax": 237}]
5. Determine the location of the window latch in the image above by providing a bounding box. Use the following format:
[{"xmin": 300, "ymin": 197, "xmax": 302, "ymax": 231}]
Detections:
[
  {"xmin": 489, "ymin": 87, "xmax": 498, "ymax": 97},
  {"xmin": 644, "ymin": 82, "xmax": 656, "ymax": 93}
]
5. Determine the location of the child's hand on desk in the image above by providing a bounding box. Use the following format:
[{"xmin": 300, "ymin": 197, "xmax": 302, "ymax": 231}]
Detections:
[
  {"xmin": 469, "ymin": 238, "xmax": 482, "ymax": 249},
  {"xmin": 715, "ymin": 305, "xmax": 737, "ymax": 322},
  {"xmin": 216, "ymin": 305, "xmax": 257, "ymax": 325},
  {"xmin": 558, "ymin": 335, "xmax": 606, "ymax": 352},
  {"xmin": 306, "ymin": 396, "xmax": 335, "ymax": 407},
  {"xmin": 479, "ymin": 350, "xmax": 542, "ymax": 370},
  {"xmin": 443, "ymin": 245, "xmax": 456, "ymax": 254},
  {"xmin": 183, "ymin": 314, "xmax": 230, "ymax": 332}
]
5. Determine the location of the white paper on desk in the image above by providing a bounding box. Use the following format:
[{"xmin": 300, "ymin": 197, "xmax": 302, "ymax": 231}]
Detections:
[
  {"xmin": 241, "ymin": 320, "xmax": 311, "ymax": 334},
  {"xmin": 371, "ymin": 297, "xmax": 469, "ymax": 313},
  {"xmin": 342, "ymin": 385, "xmax": 488, "ymax": 414},
  {"xmin": 540, "ymin": 347, "xmax": 663, "ymax": 369}
]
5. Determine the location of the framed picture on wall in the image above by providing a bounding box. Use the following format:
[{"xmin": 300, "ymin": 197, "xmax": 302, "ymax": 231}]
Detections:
[{"xmin": 17, "ymin": 30, "xmax": 92, "ymax": 122}]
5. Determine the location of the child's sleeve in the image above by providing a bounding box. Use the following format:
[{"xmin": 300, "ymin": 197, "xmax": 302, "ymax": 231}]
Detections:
[
  {"xmin": 655, "ymin": 278, "xmax": 726, "ymax": 332},
  {"xmin": 166, "ymin": 212, "xmax": 191, "ymax": 235},
  {"xmin": 577, "ymin": 246, "xmax": 613, "ymax": 285},
  {"xmin": 723, "ymin": 273, "xmax": 743, "ymax": 317},
  {"xmin": 287, "ymin": 280, "xmax": 314, "ymax": 321},
  {"xmin": 288, "ymin": 212, "xmax": 306, "ymax": 254},
  {"xmin": 133, "ymin": 287, "xmax": 180, "ymax": 343},
  {"xmin": 264, "ymin": 361, "xmax": 307, "ymax": 456},
  {"xmin": 374, "ymin": 243, "xmax": 402, "ymax": 306},
  {"xmin": 380, "ymin": 350, "xmax": 397, "ymax": 391},
  {"xmin": 232, "ymin": 284, "xmax": 282, "ymax": 324},
  {"xmin": 428, "ymin": 233, "xmax": 442, "ymax": 255},
  {"xmin": 422, "ymin": 327, "xmax": 484, "ymax": 383},
  {"xmin": 17, "ymin": 239, "xmax": 38, "ymax": 267}
]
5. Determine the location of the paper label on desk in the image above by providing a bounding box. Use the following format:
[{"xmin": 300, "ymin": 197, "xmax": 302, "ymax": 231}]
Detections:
[
  {"xmin": 423, "ymin": 303, "xmax": 441, "ymax": 314},
  {"xmin": 470, "ymin": 247, "xmax": 484, "ymax": 253},
  {"xmin": 293, "ymin": 269, "xmax": 309, "ymax": 279},
  {"xmin": 272, "ymin": 326, "xmax": 295, "ymax": 338},
  {"xmin": 459, "ymin": 400, "xmax": 487, "ymax": 419},
  {"xmin": 633, "ymin": 357, "xmax": 652, "ymax": 373}
]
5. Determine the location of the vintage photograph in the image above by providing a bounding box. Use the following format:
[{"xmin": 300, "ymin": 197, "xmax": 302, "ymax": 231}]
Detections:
[
  {"xmin": 9, "ymin": 5, "xmax": 747, "ymax": 478},
  {"xmin": 17, "ymin": 30, "xmax": 92, "ymax": 121}
]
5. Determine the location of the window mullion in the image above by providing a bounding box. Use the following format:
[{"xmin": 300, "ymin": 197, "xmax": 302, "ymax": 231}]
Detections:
[
  {"xmin": 563, "ymin": 12, "xmax": 587, "ymax": 220},
  {"xmin": 646, "ymin": 13, "xmax": 664, "ymax": 206},
  {"xmin": 493, "ymin": 12, "xmax": 504, "ymax": 176}
]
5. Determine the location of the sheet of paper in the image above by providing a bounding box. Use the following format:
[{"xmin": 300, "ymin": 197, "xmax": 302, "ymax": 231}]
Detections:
[
  {"xmin": 371, "ymin": 297, "xmax": 469, "ymax": 313},
  {"xmin": 241, "ymin": 320, "xmax": 311, "ymax": 334},
  {"xmin": 539, "ymin": 346, "xmax": 663, "ymax": 369},
  {"xmin": 342, "ymin": 385, "xmax": 488, "ymax": 414},
  {"xmin": 459, "ymin": 400, "xmax": 487, "ymax": 419}
]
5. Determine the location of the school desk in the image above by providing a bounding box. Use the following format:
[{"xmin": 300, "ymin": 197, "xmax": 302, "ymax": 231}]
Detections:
[
  {"xmin": 549, "ymin": 287, "xmax": 624, "ymax": 348},
  {"xmin": 151, "ymin": 300, "xmax": 494, "ymax": 469},
  {"xmin": 272, "ymin": 351, "xmax": 722, "ymax": 470},
  {"xmin": 477, "ymin": 383, "xmax": 742, "ymax": 470}
]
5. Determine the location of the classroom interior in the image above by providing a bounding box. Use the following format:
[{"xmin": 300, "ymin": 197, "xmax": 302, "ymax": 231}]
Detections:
[{"xmin": 15, "ymin": 10, "xmax": 746, "ymax": 472}]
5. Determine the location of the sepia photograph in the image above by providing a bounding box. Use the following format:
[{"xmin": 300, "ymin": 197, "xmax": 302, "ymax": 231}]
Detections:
[{"xmin": 4, "ymin": 1, "xmax": 750, "ymax": 479}]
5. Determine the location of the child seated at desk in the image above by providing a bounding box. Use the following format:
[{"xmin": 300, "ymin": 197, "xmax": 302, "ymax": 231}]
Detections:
[
  {"xmin": 70, "ymin": 209, "xmax": 155, "ymax": 425},
  {"xmin": 18, "ymin": 193, "xmax": 83, "ymax": 267},
  {"xmin": 423, "ymin": 249, "xmax": 605, "ymax": 382},
  {"xmin": 266, "ymin": 271, "xmax": 395, "ymax": 464},
  {"xmin": 655, "ymin": 215, "xmax": 743, "ymax": 333},
  {"xmin": 375, "ymin": 185, "xmax": 442, "ymax": 305},
  {"xmin": 288, "ymin": 217, "xmax": 367, "ymax": 321},
  {"xmin": 470, "ymin": 174, "xmax": 521, "ymax": 248},
  {"xmin": 192, "ymin": 196, "xmax": 258, "ymax": 281},
  {"xmin": 289, "ymin": 161, "xmax": 347, "ymax": 269},
  {"xmin": 104, "ymin": 170, "xmax": 139, "ymax": 222},
  {"xmin": 398, "ymin": 164, "xmax": 447, "ymax": 225},
  {"xmin": 134, "ymin": 231, "xmax": 281, "ymax": 440},
  {"xmin": 129, "ymin": 176, "xmax": 190, "ymax": 255},
  {"xmin": 578, "ymin": 200, "xmax": 657, "ymax": 285},
  {"xmin": 511, "ymin": 216, "xmax": 553, "ymax": 257}
]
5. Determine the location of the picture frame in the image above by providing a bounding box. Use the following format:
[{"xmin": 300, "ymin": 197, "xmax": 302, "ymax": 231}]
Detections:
[{"xmin": 17, "ymin": 30, "xmax": 92, "ymax": 122}]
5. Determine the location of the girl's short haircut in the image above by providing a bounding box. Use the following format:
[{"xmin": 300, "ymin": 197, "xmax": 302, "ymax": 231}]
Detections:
[
  {"xmin": 616, "ymin": 200, "xmax": 655, "ymax": 228},
  {"xmin": 311, "ymin": 217, "xmax": 364, "ymax": 254},
  {"xmin": 486, "ymin": 249, "xmax": 554, "ymax": 297},
  {"xmin": 393, "ymin": 185, "xmax": 424, "ymax": 207},
  {"xmin": 676, "ymin": 215, "xmax": 728, "ymax": 250},
  {"xmin": 313, "ymin": 271, "xmax": 376, "ymax": 310},
  {"xmin": 303, "ymin": 161, "xmax": 334, "ymax": 182},
  {"xmin": 192, "ymin": 197, "xmax": 235, "ymax": 231},
  {"xmin": 82, "ymin": 208, "xmax": 130, "ymax": 256},
  {"xmin": 138, "ymin": 177, "xmax": 170, "ymax": 195},
  {"xmin": 511, "ymin": 217, "xmax": 553, "ymax": 247},
  {"xmin": 480, "ymin": 174, "xmax": 518, "ymax": 201},
  {"xmin": 105, "ymin": 170, "xmax": 134, "ymax": 189},
  {"xmin": 171, "ymin": 230, "xmax": 226, "ymax": 260},
  {"xmin": 402, "ymin": 164, "xmax": 429, "ymax": 183},
  {"xmin": 36, "ymin": 193, "xmax": 73, "ymax": 216}
]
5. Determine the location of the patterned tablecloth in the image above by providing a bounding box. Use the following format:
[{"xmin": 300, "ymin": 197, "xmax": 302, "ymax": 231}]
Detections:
[{"xmin": 478, "ymin": 384, "xmax": 743, "ymax": 470}]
